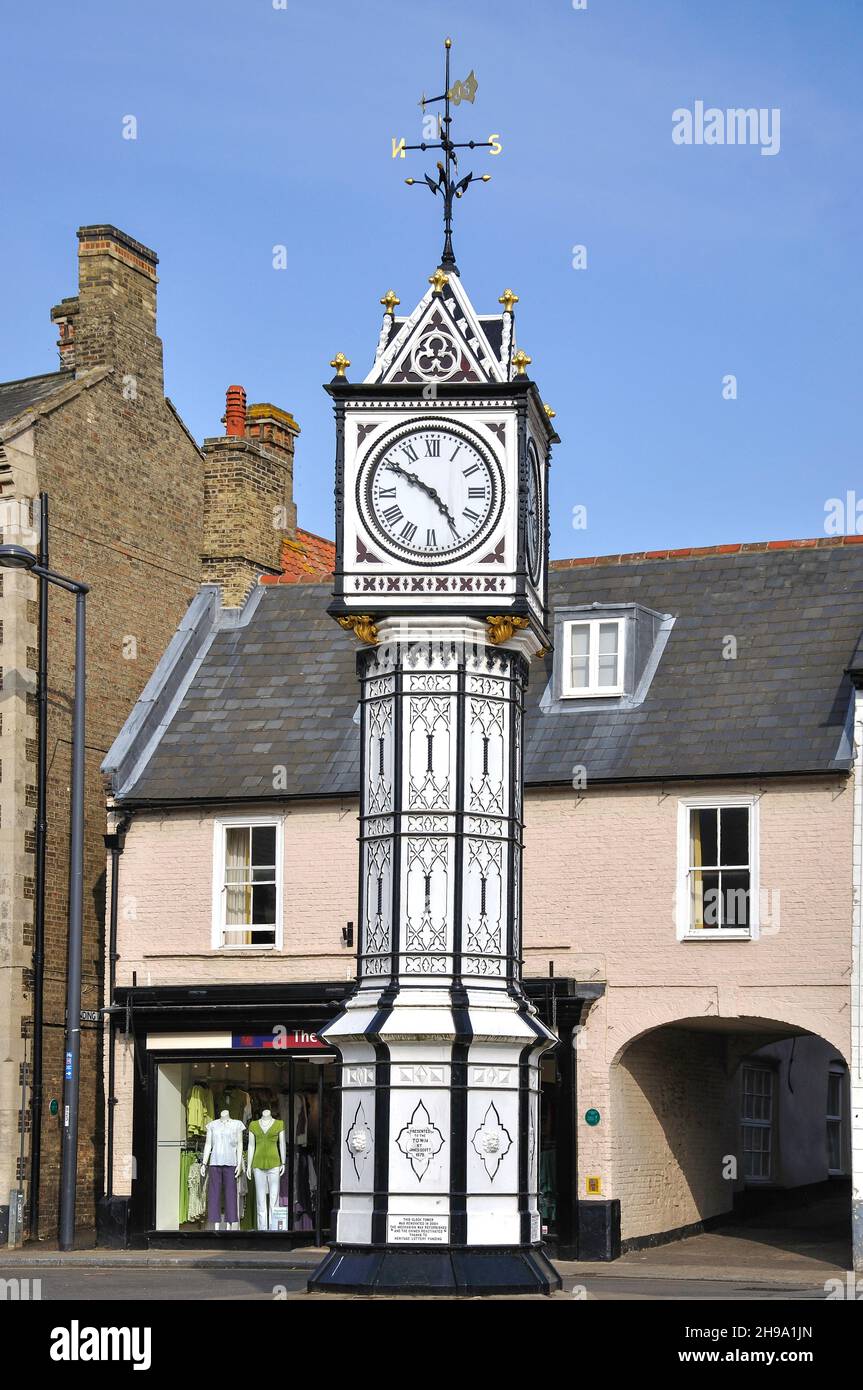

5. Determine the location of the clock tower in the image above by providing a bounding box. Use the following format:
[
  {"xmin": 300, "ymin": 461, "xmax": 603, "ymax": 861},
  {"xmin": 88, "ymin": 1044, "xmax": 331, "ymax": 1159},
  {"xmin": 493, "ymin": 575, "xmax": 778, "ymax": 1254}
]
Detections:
[{"xmin": 309, "ymin": 39, "xmax": 561, "ymax": 1296}]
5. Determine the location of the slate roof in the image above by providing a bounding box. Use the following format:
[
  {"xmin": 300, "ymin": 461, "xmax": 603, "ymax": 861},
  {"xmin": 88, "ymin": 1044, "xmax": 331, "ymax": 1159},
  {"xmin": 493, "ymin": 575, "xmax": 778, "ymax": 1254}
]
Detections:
[
  {"xmin": 0, "ymin": 369, "xmax": 73, "ymax": 426},
  {"xmin": 108, "ymin": 540, "xmax": 863, "ymax": 804},
  {"xmin": 478, "ymin": 316, "xmax": 504, "ymax": 359}
]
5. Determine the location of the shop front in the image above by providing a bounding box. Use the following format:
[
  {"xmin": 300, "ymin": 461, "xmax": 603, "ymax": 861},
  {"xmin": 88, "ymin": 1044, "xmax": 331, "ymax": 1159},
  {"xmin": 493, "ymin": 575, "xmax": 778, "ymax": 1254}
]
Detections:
[
  {"xmin": 101, "ymin": 983, "xmax": 347, "ymax": 1249},
  {"xmin": 100, "ymin": 978, "xmax": 603, "ymax": 1254}
]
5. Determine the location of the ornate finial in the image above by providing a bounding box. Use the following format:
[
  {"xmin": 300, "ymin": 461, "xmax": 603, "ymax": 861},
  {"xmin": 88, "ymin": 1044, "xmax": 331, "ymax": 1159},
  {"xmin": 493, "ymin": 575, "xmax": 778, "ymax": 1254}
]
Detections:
[
  {"xmin": 329, "ymin": 352, "xmax": 351, "ymax": 378},
  {"xmin": 398, "ymin": 37, "xmax": 500, "ymax": 274},
  {"xmin": 428, "ymin": 268, "xmax": 449, "ymax": 296},
  {"xmin": 486, "ymin": 615, "xmax": 531, "ymax": 646},
  {"xmin": 498, "ymin": 288, "xmax": 519, "ymax": 314},
  {"xmin": 512, "ymin": 349, "xmax": 532, "ymax": 377},
  {"xmin": 543, "ymin": 403, "xmax": 556, "ymax": 419},
  {"xmin": 337, "ymin": 614, "xmax": 379, "ymax": 646},
  {"xmin": 380, "ymin": 290, "xmax": 400, "ymax": 316}
]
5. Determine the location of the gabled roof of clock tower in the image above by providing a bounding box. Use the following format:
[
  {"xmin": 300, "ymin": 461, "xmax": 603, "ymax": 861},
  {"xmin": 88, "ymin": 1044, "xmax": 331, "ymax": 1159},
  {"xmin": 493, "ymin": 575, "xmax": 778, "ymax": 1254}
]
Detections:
[{"xmin": 366, "ymin": 273, "xmax": 515, "ymax": 387}]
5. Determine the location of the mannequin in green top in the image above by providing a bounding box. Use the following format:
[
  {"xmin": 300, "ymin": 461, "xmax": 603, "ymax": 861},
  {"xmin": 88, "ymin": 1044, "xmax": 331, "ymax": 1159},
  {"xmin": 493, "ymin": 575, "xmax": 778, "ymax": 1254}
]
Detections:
[{"xmin": 246, "ymin": 1111, "xmax": 286, "ymax": 1231}]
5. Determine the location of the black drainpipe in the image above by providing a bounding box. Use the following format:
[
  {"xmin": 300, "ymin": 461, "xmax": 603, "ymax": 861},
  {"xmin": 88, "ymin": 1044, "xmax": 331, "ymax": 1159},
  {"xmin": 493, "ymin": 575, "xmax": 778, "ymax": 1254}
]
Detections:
[
  {"xmin": 104, "ymin": 812, "xmax": 131, "ymax": 1200},
  {"xmin": 28, "ymin": 493, "xmax": 49, "ymax": 1240},
  {"xmin": 554, "ymin": 997, "xmax": 583, "ymax": 1260}
]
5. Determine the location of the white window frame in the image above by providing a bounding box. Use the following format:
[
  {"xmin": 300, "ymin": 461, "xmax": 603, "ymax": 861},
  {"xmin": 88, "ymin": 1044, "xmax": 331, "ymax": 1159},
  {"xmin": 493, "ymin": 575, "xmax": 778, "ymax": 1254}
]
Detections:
[
  {"xmin": 211, "ymin": 815, "xmax": 284, "ymax": 951},
  {"xmin": 561, "ymin": 617, "xmax": 626, "ymax": 698},
  {"xmin": 676, "ymin": 794, "xmax": 759, "ymax": 940},
  {"xmin": 740, "ymin": 1063, "xmax": 774, "ymax": 1183},
  {"xmin": 826, "ymin": 1064, "xmax": 846, "ymax": 1176}
]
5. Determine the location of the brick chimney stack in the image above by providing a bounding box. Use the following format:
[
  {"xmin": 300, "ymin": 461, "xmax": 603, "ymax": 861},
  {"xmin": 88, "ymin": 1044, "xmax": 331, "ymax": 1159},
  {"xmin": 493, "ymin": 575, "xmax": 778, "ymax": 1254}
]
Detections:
[
  {"xmin": 50, "ymin": 224, "xmax": 163, "ymax": 393},
  {"xmin": 201, "ymin": 386, "xmax": 300, "ymax": 607},
  {"xmin": 50, "ymin": 296, "xmax": 79, "ymax": 370}
]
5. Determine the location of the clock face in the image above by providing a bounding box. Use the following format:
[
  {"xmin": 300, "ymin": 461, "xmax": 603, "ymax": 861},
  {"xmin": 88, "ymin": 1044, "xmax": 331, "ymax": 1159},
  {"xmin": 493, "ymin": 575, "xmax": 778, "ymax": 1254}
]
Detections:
[
  {"xmin": 526, "ymin": 441, "xmax": 542, "ymax": 584},
  {"xmin": 358, "ymin": 421, "xmax": 503, "ymax": 565}
]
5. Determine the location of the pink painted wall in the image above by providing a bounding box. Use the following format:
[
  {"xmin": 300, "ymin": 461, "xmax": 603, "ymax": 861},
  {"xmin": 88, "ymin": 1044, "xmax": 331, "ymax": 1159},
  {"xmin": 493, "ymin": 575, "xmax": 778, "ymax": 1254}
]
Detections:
[{"xmin": 107, "ymin": 775, "xmax": 853, "ymax": 1225}]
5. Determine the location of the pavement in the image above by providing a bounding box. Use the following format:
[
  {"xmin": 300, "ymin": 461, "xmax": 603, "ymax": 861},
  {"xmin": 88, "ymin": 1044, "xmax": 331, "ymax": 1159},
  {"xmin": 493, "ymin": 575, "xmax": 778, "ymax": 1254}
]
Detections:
[
  {"xmin": 0, "ymin": 1265, "xmax": 844, "ymax": 1300},
  {"xmin": 2, "ymin": 1189, "xmax": 851, "ymax": 1299}
]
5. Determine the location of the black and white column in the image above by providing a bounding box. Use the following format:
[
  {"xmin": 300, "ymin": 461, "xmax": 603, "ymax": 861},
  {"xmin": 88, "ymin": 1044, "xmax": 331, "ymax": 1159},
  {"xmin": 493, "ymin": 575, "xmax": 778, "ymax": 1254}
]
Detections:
[{"xmin": 309, "ymin": 617, "xmax": 560, "ymax": 1295}]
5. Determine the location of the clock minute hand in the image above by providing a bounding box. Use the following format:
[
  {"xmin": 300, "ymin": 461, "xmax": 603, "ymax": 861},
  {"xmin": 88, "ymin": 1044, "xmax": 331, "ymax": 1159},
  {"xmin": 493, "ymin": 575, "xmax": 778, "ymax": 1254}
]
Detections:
[{"xmin": 384, "ymin": 461, "xmax": 458, "ymax": 529}]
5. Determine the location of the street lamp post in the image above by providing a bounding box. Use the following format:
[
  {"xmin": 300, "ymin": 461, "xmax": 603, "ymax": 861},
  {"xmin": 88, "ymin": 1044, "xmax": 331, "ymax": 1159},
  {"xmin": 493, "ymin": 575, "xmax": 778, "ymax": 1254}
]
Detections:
[{"xmin": 0, "ymin": 543, "xmax": 88, "ymax": 1251}]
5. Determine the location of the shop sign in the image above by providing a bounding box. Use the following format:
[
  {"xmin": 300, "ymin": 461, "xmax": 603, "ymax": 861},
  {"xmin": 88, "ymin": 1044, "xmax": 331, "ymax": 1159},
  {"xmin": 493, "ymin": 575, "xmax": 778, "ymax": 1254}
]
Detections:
[{"xmin": 232, "ymin": 1028, "xmax": 328, "ymax": 1050}]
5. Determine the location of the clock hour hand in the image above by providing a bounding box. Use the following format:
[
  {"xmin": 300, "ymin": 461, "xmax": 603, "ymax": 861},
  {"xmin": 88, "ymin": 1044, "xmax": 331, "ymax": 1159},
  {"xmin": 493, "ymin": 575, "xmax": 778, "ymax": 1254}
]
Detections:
[{"xmin": 383, "ymin": 460, "xmax": 459, "ymax": 531}]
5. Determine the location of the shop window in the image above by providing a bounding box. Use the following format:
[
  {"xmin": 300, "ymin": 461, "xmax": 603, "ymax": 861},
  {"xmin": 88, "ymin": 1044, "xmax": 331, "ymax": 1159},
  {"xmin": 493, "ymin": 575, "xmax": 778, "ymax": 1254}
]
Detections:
[
  {"xmin": 677, "ymin": 797, "xmax": 758, "ymax": 939},
  {"xmin": 741, "ymin": 1064, "xmax": 774, "ymax": 1181},
  {"xmin": 155, "ymin": 1057, "xmax": 338, "ymax": 1237},
  {"xmin": 827, "ymin": 1064, "xmax": 846, "ymax": 1175},
  {"xmin": 213, "ymin": 818, "xmax": 282, "ymax": 948}
]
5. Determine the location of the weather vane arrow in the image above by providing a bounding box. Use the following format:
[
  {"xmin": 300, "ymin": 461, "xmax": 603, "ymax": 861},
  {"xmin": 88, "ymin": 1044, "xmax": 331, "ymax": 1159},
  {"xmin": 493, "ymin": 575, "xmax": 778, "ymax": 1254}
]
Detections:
[{"xmin": 392, "ymin": 36, "xmax": 502, "ymax": 275}]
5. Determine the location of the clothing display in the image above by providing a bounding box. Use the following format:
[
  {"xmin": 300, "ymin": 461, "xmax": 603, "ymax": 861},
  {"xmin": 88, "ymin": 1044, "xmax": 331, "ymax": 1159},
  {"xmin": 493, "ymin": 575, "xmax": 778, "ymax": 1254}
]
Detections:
[
  {"xmin": 204, "ymin": 1116, "xmax": 245, "ymax": 1167},
  {"xmin": 239, "ymin": 1169, "xmax": 258, "ymax": 1230},
  {"xmin": 294, "ymin": 1093, "xmax": 308, "ymax": 1147},
  {"xmin": 156, "ymin": 1060, "xmax": 336, "ymax": 1237},
  {"xmin": 250, "ymin": 1085, "xmax": 281, "ymax": 1118},
  {"xmin": 275, "ymin": 1090, "xmax": 318, "ymax": 1224},
  {"xmin": 179, "ymin": 1150, "xmax": 193, "ymax": 1224},
  {"xmin": 215, "ymin": 1087, "xmax": 252, "ymax": 1123},
  {"xmin": 249, "ymin": 1118, "xmax": 284, "ymax": 1171},
  {"xmin": 207, "ymin": 1164, "xmax": 239, "ymax": 1224},
  {"xmin": 187, "ymin": 1159, "xmax": 206, "ymax": 1222},
  {"xmin": 279, "ymin": 1147, "xmax": 317, "ymax": 1222},
  {"xmin": 254, "ymin": 1166, "xmax": 280, "ymax": 1230},
  {"xmin": 278, "ymin": 1091, "xmax": 309, "ymax": 1146},
  {"xmin": 186, "ymin": 1083, "xmax": 215, "ymax": 1137}
]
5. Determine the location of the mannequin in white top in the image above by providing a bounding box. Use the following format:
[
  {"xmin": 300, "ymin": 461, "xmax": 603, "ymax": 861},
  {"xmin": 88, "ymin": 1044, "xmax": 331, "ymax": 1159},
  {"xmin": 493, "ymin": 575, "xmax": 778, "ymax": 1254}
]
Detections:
[
  {"xmin": 201, "ymin": 1109, "xmax": 245, "ymax": 1228},
  {"xmin": 247, "ymin": 1108, "xmax": 286, "ymax": 1231}
]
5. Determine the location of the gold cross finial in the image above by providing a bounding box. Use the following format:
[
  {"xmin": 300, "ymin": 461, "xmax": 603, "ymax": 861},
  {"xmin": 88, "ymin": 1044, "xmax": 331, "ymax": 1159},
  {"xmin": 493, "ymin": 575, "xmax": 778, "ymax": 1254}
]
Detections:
[
  {"xmin": 329, "ymin": 352, "xmax": 351, "ymax": 378},
  {"xmin": 380, "ymin": 289, "xmax": 400, "ymax": 316},
  {"xmin": 428, "ymin": 268, "xmax": 450, "ymax": 295},
  {"xmin": 498, "ymin": 288, "xmax": 519, "ymax": 314},
  {"xmin": 544, "ymin": 402, "xmax": 556, "ymax": 419},
  {"xmin": 512, "ymin": 349, "xmax": 532, "ymax": 377}
]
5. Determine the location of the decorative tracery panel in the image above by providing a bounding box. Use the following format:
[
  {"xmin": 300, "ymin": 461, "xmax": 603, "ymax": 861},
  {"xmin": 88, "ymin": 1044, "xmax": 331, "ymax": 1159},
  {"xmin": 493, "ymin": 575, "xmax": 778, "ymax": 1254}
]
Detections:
[{"xmin": 358, "ymin": 640, "xmax": 529, "ymax": 986}]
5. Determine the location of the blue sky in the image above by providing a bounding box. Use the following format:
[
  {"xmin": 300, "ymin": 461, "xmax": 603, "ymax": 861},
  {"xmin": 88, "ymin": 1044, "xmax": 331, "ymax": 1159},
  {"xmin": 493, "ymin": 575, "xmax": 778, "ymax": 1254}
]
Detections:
[{"xmin": 3, "ymin": 0, "xmax": 860, "ymax": 558}]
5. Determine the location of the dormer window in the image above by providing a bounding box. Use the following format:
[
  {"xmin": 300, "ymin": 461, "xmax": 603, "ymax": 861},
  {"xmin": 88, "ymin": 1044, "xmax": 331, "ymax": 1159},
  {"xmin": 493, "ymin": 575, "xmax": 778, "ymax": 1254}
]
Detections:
[
  {"xmin": 561, "ymin": 618, "xmax": 625, "ymax": 698},
  {"xmin": 543, "ymin": 602, "xmax": 674, "ymax": 715}
]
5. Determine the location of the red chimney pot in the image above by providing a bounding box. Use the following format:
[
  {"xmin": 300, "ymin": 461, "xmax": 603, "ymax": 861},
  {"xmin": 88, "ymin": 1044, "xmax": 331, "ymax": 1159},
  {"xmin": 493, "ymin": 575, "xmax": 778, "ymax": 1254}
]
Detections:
[{"xmin": 225, "ymin": 385, "xmax": 247, "ymax": 437}]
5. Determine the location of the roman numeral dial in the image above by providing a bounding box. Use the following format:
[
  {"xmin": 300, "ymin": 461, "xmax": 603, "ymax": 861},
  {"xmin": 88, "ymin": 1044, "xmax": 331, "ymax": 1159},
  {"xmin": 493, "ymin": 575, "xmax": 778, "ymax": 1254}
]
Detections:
[
  {"xmin": 361, "ymin": 422, "xmax": 502, "ymax": 565},
  {"xmin": 526, "ymin": 439, "xmax": 543, "ymax": 585}
]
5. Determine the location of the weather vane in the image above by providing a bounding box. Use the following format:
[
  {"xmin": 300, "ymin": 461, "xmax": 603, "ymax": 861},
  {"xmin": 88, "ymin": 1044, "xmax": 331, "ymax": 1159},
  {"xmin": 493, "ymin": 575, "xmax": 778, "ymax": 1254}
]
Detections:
[{"xmin": 392, "ymin": 36, "xmax": 502, "ymax": 275}]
